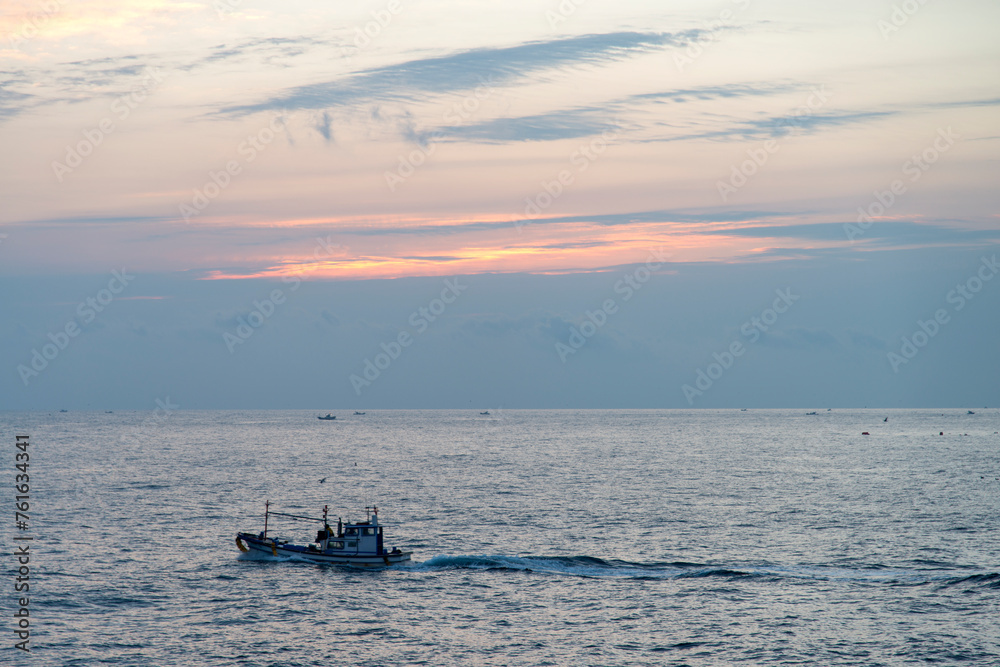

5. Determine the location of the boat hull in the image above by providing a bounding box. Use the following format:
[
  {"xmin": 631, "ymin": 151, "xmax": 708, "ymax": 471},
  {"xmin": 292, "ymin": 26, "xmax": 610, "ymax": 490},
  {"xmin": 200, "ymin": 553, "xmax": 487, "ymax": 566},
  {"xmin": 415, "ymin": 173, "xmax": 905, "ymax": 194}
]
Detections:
[{"xmin": 236, "ymin": 532, "xmax": 411, "ymax": 566}]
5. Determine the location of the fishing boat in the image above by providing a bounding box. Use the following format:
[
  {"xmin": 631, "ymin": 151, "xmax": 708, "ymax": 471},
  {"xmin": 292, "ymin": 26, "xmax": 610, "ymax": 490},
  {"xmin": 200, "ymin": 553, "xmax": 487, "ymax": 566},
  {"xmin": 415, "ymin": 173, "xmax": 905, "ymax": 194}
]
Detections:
[
  {"xmin": 235, "ymin": 502, "xmax": 411, "ymax": 566},
  {"xmin": 318, "ymin": 414, "xmax": 337, "ymax": 420}
]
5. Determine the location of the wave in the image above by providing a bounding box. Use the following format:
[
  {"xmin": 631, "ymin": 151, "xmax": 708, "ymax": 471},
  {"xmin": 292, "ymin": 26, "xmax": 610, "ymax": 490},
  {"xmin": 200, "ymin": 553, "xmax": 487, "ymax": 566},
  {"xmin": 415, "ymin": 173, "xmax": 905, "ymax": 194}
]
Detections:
[
  {"xmin": 937, "ymin": 572, "xmax": 1000, "ymax": 589},
  {"xmin": 405, "ymin": 554, "xmax": 1000, "ymax": 587}
]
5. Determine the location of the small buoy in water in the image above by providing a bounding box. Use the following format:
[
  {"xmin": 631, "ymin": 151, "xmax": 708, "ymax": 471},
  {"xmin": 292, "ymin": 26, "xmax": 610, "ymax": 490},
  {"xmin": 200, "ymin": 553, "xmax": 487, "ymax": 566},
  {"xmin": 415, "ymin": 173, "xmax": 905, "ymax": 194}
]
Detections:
[
  {"xmin": 862, "ymin": 431, "xmax": 870, "ymax": 435},
  {"xmin": 940, "ymin": 432, "xmax": 944, "ymax": 435}
]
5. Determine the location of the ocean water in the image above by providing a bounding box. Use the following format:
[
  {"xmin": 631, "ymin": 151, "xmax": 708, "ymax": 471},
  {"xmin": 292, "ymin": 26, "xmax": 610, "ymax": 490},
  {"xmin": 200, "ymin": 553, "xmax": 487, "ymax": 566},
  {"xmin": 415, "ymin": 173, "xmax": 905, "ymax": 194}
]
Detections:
[{"xmin": 2, "ymin": 408, "xmax": 999, "ymax": 666}]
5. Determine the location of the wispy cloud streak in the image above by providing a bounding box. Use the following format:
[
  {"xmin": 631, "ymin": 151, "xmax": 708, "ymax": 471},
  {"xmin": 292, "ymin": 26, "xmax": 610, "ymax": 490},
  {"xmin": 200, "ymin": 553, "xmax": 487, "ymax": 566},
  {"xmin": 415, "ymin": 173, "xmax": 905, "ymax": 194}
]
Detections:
[{"xmin": 220, "ymin": 31, "xmax": 704, "ymax": 115}]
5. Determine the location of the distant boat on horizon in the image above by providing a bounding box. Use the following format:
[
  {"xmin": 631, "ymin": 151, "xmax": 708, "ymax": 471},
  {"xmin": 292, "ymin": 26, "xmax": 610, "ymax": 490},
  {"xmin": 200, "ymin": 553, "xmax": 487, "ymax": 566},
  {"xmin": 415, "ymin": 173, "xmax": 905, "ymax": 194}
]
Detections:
[
  {"xmin": 354, "ymin": 411, "xmax": 365, "ymax": 415},
  {"xmin": 318, "ymin": 414, "xmax": 337, "ymax": 420},
  {"xmin": 480, "ymin": 411, "xmax": 490, "ymax": 415}
]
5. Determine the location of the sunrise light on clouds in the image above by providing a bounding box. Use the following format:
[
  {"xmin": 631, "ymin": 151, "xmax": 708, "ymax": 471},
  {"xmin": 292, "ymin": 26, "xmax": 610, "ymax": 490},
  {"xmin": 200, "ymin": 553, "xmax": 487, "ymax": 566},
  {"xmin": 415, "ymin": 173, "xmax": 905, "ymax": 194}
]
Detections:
[
  {"xmin": 2, "ymin": 0, "xmax": 998, "ymax": 409},
  {"xmin": 4, "ymin": 0, "xmax": 997, "ymax": 280}
]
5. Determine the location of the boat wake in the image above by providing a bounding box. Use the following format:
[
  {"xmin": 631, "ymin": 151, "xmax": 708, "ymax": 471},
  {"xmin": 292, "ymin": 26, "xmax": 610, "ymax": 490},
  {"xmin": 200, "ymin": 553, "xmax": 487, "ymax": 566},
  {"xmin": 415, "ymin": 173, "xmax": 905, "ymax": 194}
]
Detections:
[
  {"xmin": 237, "ymin": 550, "xmax": 999, "ymax": 588},
  {"xmin": 406, "ymin": 554, "xmax": 1000, "ymax": 587}
]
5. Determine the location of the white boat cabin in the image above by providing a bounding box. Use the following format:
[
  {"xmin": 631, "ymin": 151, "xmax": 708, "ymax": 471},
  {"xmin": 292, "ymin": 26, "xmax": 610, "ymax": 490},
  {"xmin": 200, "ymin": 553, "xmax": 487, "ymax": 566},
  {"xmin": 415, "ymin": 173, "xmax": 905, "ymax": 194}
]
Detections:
[{"xmin": 313, "ymin": 512, "xmax": 387, "ymax": 556}]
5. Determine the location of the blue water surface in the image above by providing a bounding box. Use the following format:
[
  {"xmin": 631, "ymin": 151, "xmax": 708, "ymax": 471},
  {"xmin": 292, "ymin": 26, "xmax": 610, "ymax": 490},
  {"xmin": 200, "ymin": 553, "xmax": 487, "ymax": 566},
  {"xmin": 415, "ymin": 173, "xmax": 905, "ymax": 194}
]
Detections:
[{"xmin": 2, "ymin": 409, "xmax": 998, "ymax": 666}]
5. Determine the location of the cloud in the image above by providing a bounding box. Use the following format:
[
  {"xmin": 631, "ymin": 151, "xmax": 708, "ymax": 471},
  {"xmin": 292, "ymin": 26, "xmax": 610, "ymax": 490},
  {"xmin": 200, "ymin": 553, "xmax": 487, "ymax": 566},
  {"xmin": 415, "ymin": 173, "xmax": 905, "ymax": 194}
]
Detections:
[
  {"xmin": 849, "ymin": 331, "xmax": 887, "ymax": 352},
  {"xmin": 537, "ymin": 209, "xmax": 799, "ymax": 226},
  {"xmin": 320, "ymin": 310, "xmax": 340, "ymax": 327},
  {"xmin": 60, "ymin": 55, "xmax": 149, "ymax": 84},
  {"xmin": 313, "ymin": 111, "xmax": 334, "ymax": 142},
  {"xmin": 9, "ymin": 214, "xmax": 176, "ymax": 227},
  {"xmin": 190, "ymin": 36, "xmax": 324, "ymax": 70},
  {"xmin": 290, "ymin": 209, "xmax": 798, "ymax": 238},
  {"xmin": 0, "ymin": 33, "xmax": 324, "ymax": 122},
  {"xmin": 456, "ymin": 309, "xmax": 612, "ymax": 352},
  {"xmin": 707, "ymin": 221, "xmax": 1000, "ymax": 247},
  {"xmin": 0, "ymin": 81, "xmax": 33, "ymax": 120},
  {"xmin": 924, "ymin": 96, "xmax": 1000, "ymax": 111},
  {"xmin": 431, "ymin": 108, "xmax": 619, "ymax": 143},
  {"xmin": 735, "ymin": 110, "xmax": 895, "ymax": 139},
  {"xmin": 642, "ymin": 110, "xmax": 896, "ymax": 143},
  {"xmin": 788, "ymin": 327, "xmax": 840, "ymax": 348},
  {"xmin": 396, "ymin": 82, "xmax": 803, "ymax": 145},
  {"xmin": 0, "ymin": 55, "xmax": 168, "ymax": 121},
  {"xmin": 635, "ymin": 94, "xmax": 1000, "ymax": 145},
  {"xmin": 756, "ymin": 327, "xmax": 840, "ymax": 350},
  {"xmin": 220, "ymin": 31, "xmax": 704, "ymax": 116},
  {"xmin": 625, "ymin": 82, "xmax": 800, "ymax": 105}
]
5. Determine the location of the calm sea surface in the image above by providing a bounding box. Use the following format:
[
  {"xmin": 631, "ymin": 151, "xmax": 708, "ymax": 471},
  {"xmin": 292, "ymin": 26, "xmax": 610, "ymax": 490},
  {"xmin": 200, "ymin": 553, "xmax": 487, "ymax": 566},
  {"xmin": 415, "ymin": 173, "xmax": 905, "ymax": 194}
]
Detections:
[{"xmin": 2, "ymin": 409, "xmax": 999, "ymax": 666}]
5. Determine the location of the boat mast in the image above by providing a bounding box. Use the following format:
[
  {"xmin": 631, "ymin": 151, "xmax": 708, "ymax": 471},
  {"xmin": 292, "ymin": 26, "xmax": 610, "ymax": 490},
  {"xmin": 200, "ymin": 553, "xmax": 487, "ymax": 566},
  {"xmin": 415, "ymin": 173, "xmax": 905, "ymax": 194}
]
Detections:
[{"xmin": 263, "ymin": 500, "xmax": 270, "ymax": 539}]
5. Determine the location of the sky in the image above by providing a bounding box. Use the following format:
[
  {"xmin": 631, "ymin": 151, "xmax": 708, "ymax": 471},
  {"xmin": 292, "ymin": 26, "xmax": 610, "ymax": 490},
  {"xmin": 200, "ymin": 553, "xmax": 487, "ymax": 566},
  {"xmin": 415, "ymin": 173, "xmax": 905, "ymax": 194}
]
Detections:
[{"xmin": 1, "ymin": 0, "xmax": 998, "ymax": 410}]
